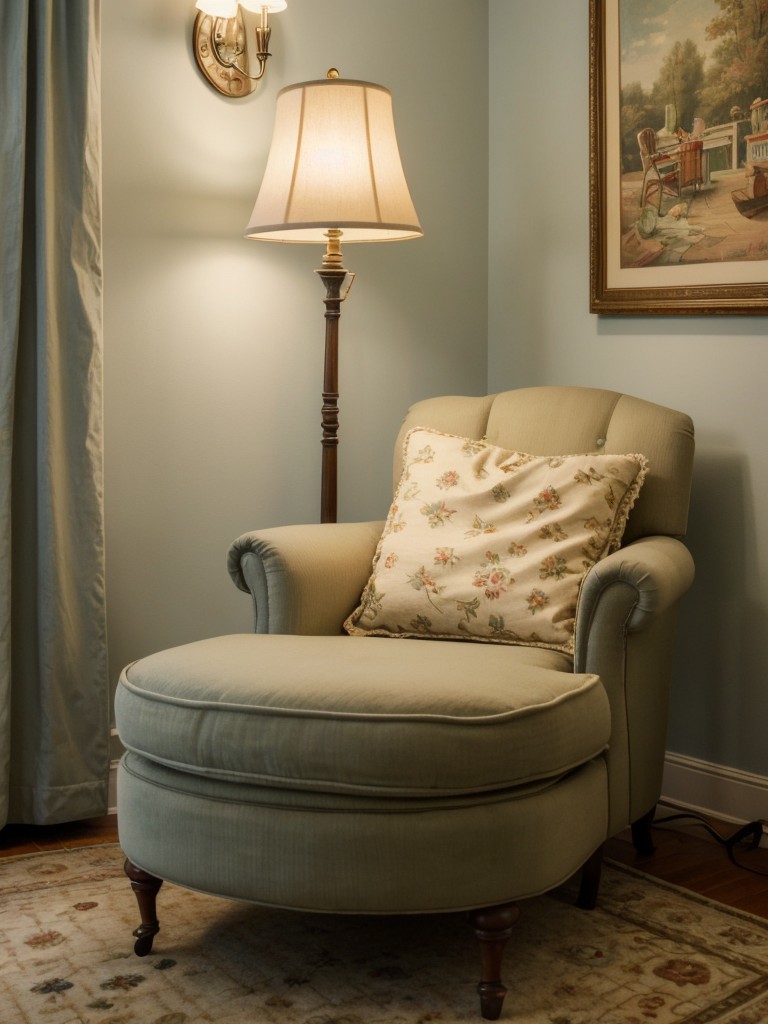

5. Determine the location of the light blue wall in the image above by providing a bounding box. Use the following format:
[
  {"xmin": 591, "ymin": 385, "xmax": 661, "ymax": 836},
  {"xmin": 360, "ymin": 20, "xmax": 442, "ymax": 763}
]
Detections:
[
  {"xmin": 489, "ymin": 0, "xmax": 768, "ymax": 777},
  {"xmin": 103, "ymin": 1, "xmax": 488, "ymax": 681},
  {"xmin": 103, "ymin": 0, "xmax": 767, "ymax": 782}
]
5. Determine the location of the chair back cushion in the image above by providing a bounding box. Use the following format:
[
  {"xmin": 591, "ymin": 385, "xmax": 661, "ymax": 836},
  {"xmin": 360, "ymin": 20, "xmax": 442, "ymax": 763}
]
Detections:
[{"xmin": 393, "ymin": 387, "xmax": 694, "ymax": 543}]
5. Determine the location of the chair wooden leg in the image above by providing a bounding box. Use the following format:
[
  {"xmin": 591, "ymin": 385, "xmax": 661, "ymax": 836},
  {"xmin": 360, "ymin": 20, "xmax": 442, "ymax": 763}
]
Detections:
[
  {"xmin": 631, "ymin": 806, "xmax": 656, "ymax": 857},
  {"xmin": 124, "ymin": 858, "xmax": 163, "ymax": 956},
  {"xmin": 577, "ymin": 843, "xmax": 604, "ymax": 910},
  {"xmin": 470, "ymin": 902, "xmax": 520, "ymax": 1020}
]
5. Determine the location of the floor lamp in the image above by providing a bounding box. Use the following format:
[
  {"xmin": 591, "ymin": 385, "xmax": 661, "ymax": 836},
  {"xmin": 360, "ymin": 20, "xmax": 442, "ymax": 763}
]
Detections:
[{"xmin": 244, "ymin": 70, "xmax": 423, "ymax": 524}]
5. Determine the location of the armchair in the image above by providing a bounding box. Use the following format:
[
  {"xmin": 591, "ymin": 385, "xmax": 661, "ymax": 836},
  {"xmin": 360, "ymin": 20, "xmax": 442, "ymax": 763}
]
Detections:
[{"xmin": 116, "ymin": 386, "xmax": 695, "ymax": 1020}]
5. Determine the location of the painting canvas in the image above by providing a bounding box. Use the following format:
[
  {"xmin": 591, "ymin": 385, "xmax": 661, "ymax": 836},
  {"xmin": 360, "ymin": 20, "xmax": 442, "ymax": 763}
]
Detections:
[{"xmin": 590, "ymin": 0, "xmax": 768, "ymax": 313}]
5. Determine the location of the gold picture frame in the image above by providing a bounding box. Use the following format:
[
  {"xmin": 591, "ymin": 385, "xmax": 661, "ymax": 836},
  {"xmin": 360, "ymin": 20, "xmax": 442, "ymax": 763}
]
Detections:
[{"xmin": 589, "ymin": 0, "xmax": 768, "ymax": 315}]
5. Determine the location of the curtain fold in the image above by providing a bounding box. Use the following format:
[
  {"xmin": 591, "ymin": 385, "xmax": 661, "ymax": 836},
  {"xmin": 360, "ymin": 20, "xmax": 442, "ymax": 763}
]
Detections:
[{"xmin": 0, "ymin": 0, "xmax": 108, "ymax": 826}]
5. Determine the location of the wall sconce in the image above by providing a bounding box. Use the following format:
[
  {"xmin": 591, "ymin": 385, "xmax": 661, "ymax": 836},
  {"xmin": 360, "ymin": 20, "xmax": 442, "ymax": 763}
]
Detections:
[{"xmin": 193, "ymin": 1, "xmax": 287, "ymax": 98}]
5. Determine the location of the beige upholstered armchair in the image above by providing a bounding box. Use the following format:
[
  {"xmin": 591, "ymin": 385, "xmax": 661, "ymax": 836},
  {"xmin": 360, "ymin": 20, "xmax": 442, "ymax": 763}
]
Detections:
[{"xmin": 116, "ymin": 386, "xmax": 695, "ymax": 1020}]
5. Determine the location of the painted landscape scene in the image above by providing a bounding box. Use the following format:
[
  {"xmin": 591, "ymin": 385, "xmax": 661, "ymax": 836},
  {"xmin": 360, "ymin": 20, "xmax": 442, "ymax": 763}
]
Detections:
[{"xmin": 619, "ymin": 0, "xmax": 768, "ymax": 269}]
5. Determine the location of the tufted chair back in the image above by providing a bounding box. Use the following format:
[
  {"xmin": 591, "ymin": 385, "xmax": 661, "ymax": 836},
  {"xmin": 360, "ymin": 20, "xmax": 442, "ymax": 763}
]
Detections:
[{"xmin": 394, "ymin": 387, "xmax": 695, "ymax": 544}]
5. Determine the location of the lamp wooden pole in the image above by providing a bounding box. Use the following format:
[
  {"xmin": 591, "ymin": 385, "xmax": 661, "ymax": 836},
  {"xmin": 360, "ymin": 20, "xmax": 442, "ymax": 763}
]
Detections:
[{"xmin": 315, "ymin": 229, "xmax": 354, "ymax": 525}]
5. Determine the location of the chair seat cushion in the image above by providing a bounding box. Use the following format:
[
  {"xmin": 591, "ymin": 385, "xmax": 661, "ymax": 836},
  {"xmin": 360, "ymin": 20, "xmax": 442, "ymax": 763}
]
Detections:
[{"xmin": 115, "ymin": 634, "xmax": 611, "ymax": 798}]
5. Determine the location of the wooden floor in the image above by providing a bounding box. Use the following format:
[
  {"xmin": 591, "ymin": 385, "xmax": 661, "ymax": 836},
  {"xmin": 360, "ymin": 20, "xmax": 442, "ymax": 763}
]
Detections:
[
  {"xmin": 0, "ymin": 814, "xmax": 118, "ymax": 858},
  {"xmin": 606, "ymin": 815, "xmax": 768, "ymax": 920},
  {"xmin": 1, "ymin": 811, "xmax": 767, "ymax": 920}
]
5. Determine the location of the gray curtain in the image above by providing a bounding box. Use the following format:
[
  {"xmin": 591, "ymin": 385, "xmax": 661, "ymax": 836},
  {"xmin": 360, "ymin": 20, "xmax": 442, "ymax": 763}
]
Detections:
[{"xmin": 0, "ymin": 0, "xmax": 108, "ymax": 826}]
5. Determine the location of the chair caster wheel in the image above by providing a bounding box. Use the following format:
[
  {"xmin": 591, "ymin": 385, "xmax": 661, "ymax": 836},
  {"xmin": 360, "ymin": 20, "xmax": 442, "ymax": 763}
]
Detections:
[
  {"xmin": 133, "ymin": 932, "xmax": 155, "ymax": 957},
  {"xmin": 478, "ymin": 982, "xmax": 506, "ymax": 1020}
]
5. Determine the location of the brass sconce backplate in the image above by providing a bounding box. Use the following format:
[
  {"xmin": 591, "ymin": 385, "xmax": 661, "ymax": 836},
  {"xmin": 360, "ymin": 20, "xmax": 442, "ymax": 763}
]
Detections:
[{"xmin": 193, "ymin": 10, "xmax": 256, "ymax": 97}]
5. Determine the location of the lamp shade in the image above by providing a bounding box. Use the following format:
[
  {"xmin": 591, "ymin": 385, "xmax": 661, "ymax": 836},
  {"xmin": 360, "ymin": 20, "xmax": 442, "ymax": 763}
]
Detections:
[
  {"xmin": 195, "ymin": 0, "xmax": 239, "ymax": 16},
  {"xmin": 239, "ymin": 0, "xmax": 288, "ymax": 11},
  {"xmin": 245, "ymin": 77, "xmax": 423, "ymax": 243},
  {"xmin": 196, "ymin": 0, "xmax": 287, "ymax": 12}
]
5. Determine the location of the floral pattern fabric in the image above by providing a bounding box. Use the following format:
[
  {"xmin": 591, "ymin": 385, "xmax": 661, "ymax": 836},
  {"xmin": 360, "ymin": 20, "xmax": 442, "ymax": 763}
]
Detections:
[{"xmin": 345, "ymin": 428, "xmax": 649, "ymax": 651}]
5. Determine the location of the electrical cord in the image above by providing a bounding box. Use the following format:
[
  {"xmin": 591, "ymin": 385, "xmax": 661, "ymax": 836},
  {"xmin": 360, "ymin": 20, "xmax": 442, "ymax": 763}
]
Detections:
[{"xmin": 654, "ymin": 804, "xmax": 768, "ymax": 877}]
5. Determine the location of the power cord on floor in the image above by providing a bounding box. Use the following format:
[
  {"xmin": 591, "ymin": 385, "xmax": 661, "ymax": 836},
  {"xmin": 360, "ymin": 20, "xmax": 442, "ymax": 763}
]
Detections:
[{"xmin": 654, "ymin": 804, "xmax": 768, "ymax": 877}]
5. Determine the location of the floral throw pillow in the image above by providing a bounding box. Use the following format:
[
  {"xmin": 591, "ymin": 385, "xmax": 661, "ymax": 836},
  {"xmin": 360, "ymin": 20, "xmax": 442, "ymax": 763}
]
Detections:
[{"xmin": 344, "ymin": 428, "xmax": 649, "ymax": 651}]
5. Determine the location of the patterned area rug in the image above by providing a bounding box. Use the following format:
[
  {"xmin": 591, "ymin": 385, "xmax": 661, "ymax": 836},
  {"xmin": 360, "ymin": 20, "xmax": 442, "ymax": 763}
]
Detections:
[{"xmin": 2, "ymin": 843, "xmax": 768, "ymax": 1023}]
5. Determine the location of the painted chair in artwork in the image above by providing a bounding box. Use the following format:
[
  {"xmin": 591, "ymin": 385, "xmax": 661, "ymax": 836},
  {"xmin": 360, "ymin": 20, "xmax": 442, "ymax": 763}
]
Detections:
[
  {"xmin": 638, "ymin": 127, "xmax": 703, "ymax": 211},
  {"xmin": 115, "ymin": 385, "xmax": 695, "ymax": 1020}
]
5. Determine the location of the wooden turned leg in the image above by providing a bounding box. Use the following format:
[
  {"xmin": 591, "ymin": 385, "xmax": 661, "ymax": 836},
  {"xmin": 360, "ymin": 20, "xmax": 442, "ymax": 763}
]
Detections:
[
  {"xmin": 631, "ymin": 806, "xmax": 656, "ymax": 857},
  {"xmin": 124, "ymin": 858, "xmax": 163, "ymax": 956},
  {"xmin": 470, "ymin": 903, "xmax": 520, "ymax": 1021},
  {"xmin": 577, "ymin": 843, "xmax": 604, "ymax": 910}
]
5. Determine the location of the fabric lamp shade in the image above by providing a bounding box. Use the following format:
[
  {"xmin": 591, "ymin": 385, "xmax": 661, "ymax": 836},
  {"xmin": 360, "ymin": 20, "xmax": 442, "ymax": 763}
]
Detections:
[
  {"xmin": 195, "ymin": 0, "xmax": 239, "ymax": 16},
  {"xmin": 195, "ymin": 1, "xmax": 287, "ymax": 13},
  {"xmin": 245, "ymin": 77, "xmax": 423, "ymax": 243},
  {"xmin": 239, "ymin": 1, "xmax": 288, "ymax": 10}
]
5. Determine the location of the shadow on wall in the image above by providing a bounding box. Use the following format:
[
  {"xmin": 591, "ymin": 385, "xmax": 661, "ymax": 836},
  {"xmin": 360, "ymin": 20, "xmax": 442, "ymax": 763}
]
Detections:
[{"xmin": 668, "ymin": 443, "xmax": 767, "ymax": 775}]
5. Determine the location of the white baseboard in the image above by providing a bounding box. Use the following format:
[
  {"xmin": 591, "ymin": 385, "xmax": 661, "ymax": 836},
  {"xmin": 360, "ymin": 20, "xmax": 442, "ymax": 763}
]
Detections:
[
  {"xmin": 661, "ymin": 751, "xmax": 768, "ymax": 843},
  {"xmin": 107, "ymin": 752, "xmax": 768, "ymax": 837}
]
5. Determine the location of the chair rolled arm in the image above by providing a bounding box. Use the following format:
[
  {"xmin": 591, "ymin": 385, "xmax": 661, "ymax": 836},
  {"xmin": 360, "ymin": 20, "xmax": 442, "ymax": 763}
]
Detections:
[
  {"xmin": 227, "ymin": 520, "xmax": 383, "ymax": 635},
  {"xmin": 573, "ymin": 535, "xmax": 694, "ymax": 833},
  {"xmin": 574, "ymin": 535, "xmax": 695, "ymax": 667}
]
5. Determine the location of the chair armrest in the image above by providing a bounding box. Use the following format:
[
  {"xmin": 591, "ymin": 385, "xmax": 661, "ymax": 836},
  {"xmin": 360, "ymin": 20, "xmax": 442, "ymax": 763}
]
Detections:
[
  {"xmin": 573, "ymin": 535, "xmax": 695, "ymax": 835},
  {"xmin": 574, "ymin": 535, "xmax": 695, "ymax": 663},
  {"xmin": 227, "ymin": 521, "xmax": 383, "ymax": 635}
]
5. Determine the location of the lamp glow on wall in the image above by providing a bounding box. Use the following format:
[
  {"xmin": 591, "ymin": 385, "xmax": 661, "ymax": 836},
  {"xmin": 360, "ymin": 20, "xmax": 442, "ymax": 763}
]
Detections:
[
  {"xmin": 245, "ymin": 70, "xmax": 423, "ymax": 524},
  {"xmin": 193, "ymin": 0, "xmax": 287, "ymax": 97}
]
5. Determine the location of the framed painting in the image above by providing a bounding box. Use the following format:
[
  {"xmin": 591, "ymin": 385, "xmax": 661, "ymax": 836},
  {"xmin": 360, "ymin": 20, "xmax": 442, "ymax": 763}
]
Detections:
[{"xmin": 589, "ymin": 0, "xmax": 768, "ymax": 314}]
